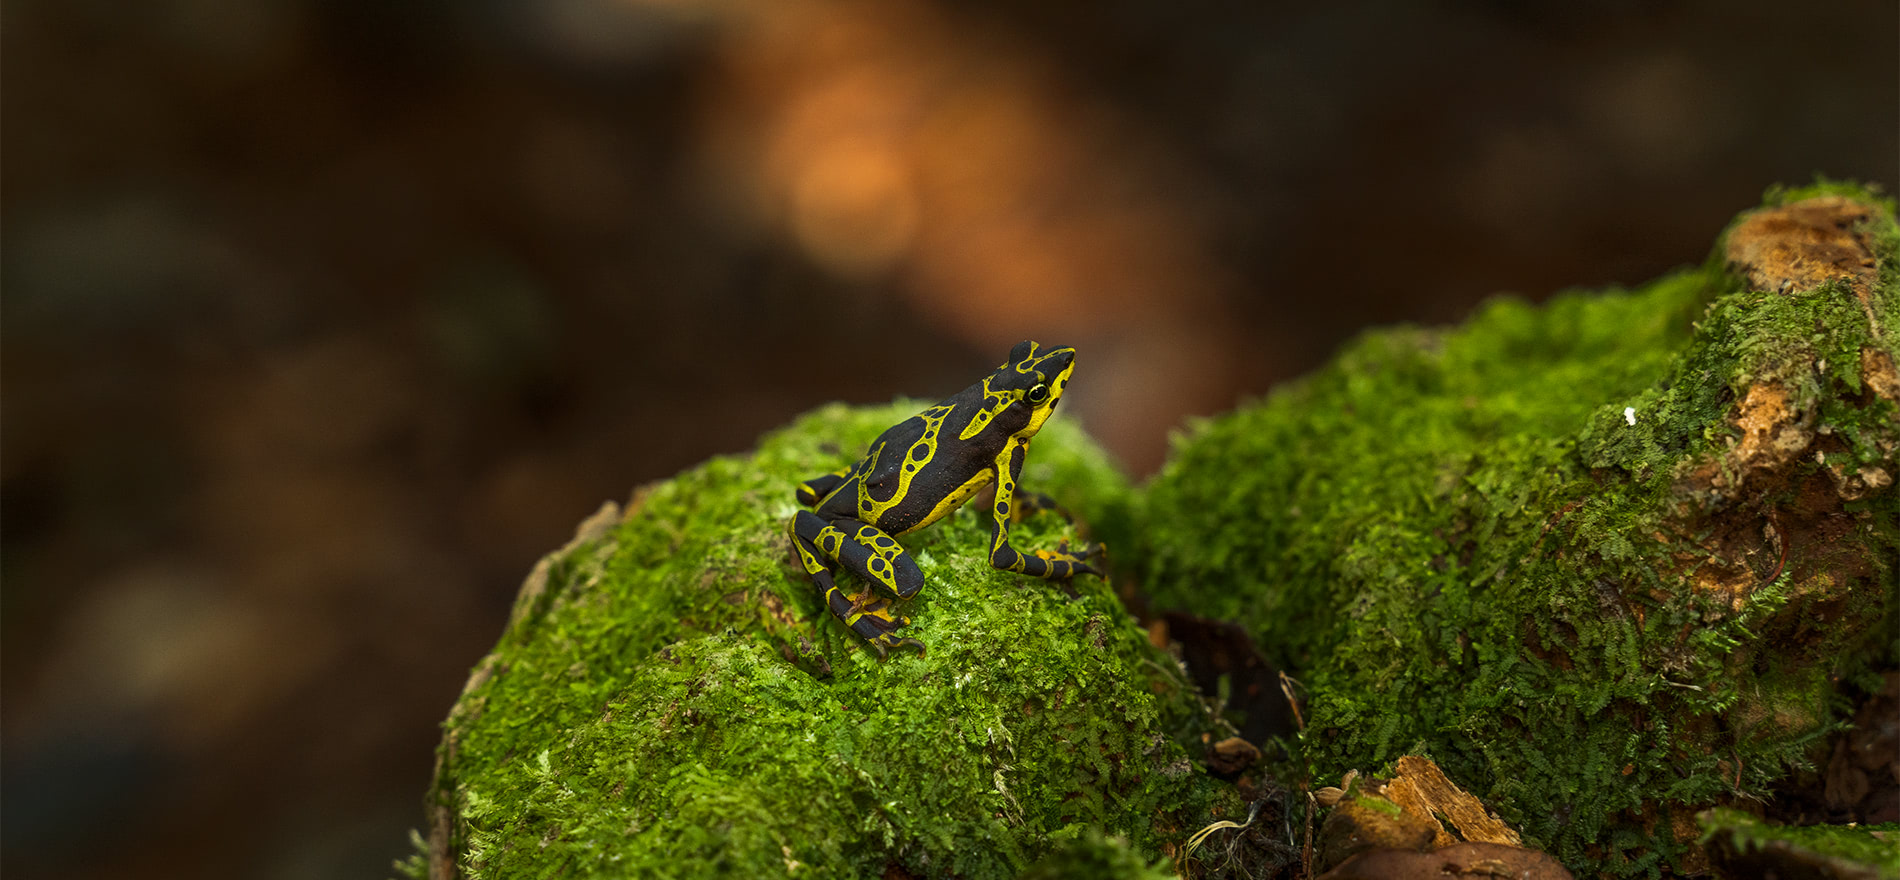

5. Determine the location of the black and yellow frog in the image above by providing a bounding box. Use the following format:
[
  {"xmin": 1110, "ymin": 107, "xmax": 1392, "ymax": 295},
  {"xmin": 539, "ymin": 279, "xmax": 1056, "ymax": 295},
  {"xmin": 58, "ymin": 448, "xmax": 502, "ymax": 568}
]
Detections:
[{"xmin": 790, "ymin": 340, "xmax": 1101, "ymax": 656}]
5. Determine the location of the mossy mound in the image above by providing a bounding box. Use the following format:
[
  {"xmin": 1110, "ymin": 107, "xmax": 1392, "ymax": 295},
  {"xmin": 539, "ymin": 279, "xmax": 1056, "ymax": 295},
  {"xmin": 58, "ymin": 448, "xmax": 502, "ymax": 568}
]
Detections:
[
  {"xmin": 1138, "ymin": 184, "xmax": 1900, "ymax": 875},
  {"xmin": 427, "ymin": 406, "xmax": 1232, "ymax": 879}
]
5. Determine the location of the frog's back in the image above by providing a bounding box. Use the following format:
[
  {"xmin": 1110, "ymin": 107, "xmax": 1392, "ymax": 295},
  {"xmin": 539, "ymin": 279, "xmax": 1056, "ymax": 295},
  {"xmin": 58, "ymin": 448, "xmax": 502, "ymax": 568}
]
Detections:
[
  {"xmin": 872, "ymin": 382, "xmax": 1010, "ymax": 471},
  {"xmin": 871, "ymin": 410, "xmax": 933, "ymax": 454}
]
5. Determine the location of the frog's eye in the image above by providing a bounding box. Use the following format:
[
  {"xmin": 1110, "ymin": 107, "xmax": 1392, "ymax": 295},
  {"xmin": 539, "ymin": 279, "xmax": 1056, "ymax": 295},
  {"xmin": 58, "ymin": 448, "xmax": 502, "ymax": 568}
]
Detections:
[{"xmin": 1026, "ymin": 383, "xmax": 1049, "ymax": 404}]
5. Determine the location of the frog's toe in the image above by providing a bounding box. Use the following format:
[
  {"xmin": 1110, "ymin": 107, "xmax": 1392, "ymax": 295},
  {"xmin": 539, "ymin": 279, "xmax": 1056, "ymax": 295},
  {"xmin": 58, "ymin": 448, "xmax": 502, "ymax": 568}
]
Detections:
[
  {"xmin": 1044, "ymin": 540, "xmax": 1104, "ymax": 578},
  {"xmin": 844, "ymin": 592, "xmax": 911, "ymax": 636},
  {"xmin": 849, "ymin": 609, "xmax": 908, "ymax": 639},
  {"xmin": 870, "ymin": 633, "xmax": 927, "ymax": 658}
]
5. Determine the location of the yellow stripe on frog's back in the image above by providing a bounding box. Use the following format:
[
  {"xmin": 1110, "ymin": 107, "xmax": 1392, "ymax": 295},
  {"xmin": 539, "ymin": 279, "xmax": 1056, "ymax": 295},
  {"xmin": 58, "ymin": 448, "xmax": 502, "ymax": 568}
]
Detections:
[
  {"xmin": 861, "ymin": 404, "xmax": 952, "ymax": 524},
  {"xmin": 958, "ymin": 375, "xmax": 1016, "ymax": 441},
  {"xmin": 898, "ymin": 466, "xmax": 995, "ymax": 536}
]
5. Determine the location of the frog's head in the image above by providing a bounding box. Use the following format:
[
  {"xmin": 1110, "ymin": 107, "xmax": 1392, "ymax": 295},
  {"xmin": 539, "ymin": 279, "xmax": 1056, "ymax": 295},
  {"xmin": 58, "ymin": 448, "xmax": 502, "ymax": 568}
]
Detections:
[{"xmin": 995, "ymin": 339, "xmax": 1077, "ymax": 438}]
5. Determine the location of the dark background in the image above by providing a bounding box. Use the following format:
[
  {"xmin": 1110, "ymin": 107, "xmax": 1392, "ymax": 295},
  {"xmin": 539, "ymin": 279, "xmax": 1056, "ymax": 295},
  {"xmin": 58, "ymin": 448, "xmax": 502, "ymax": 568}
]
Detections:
[{"xmin": 3, "ymin": 0, "xmax": 1893, "ymax": 876}]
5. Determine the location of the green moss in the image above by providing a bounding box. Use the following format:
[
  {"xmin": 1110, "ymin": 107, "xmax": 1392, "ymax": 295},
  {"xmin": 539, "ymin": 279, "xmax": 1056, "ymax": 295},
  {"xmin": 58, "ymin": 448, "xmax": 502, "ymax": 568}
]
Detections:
[
  {"xmin": 1355, "ymin": 794, "xmax": 1403, "ymax": 819},
  {"xmin": 433, "ymin": 405, "xmax": 1231, "ymax": 879},
  {"xmin": 1140, "ymin": 186, "xmax": 1899, "ymax": 876},
  {"xmin": 1017, "ymin": 829, "xmax": 1178, "ymax": 880},
  {"xmin": 1763, "ymin": 177, "xmax": 1897, "ymax": 215},
  {"xmin": 390, "ymin": 829, "xmax": 429, "ymax": 880}
]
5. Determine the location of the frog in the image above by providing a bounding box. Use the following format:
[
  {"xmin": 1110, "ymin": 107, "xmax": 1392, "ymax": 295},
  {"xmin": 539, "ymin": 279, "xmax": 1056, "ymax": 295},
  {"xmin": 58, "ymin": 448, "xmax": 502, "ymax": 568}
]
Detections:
[{"xmin": 790, "ymin": 340, "xmax": 1101, "ymax": 656}]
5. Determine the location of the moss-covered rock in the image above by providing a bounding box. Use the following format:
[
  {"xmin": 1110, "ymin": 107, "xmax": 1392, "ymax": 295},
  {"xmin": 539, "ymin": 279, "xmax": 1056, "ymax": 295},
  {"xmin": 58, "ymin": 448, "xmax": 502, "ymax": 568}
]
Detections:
[
  {"xmin": 1698, "ymin": 807, "xmax": 1900, "ymax": 879},
  {"xmin": 1138, "ymin": 184, "xmax": 1900, "ymax": 875},
  {"xmin": 426, "ymin": 406, "xmax": 1234, "ymax": 879}
]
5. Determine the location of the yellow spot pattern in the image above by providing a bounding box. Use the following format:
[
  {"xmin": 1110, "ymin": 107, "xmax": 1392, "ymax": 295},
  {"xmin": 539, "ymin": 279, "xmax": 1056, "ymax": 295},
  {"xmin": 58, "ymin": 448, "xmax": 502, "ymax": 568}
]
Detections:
[
  {"xmin": 855, "ymin": 523, "xmax": 904, "ymax": 591},
  {"xmin": 860, "ymin": 405, "xmax": 950, "ymax": 523}
]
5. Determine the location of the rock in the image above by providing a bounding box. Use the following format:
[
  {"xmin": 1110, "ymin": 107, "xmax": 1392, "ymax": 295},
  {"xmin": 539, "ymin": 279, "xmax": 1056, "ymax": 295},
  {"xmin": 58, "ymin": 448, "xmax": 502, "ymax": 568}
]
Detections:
[
  {"xmin": 1317, "ymin": 841, "xmax": 1574, "ymax": 880},
  {"xmin": 1208, "ymin": 736, "xmax": 1261, "ymax": 776},
  {"xmin": 1314, "ymin": 781, "xmax": 1440, "ymax": 873},
  {"xmin": 1699, "ymin": 807, "xmax": 1900, "ymax": 880}
]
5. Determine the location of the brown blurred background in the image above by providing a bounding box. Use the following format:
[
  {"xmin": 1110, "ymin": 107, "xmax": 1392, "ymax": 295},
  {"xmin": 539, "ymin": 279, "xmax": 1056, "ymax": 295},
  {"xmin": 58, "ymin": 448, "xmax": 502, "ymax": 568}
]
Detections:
[{"xmin": 2, "ymin": 0, "xmax": 1893, "ymax": 876}]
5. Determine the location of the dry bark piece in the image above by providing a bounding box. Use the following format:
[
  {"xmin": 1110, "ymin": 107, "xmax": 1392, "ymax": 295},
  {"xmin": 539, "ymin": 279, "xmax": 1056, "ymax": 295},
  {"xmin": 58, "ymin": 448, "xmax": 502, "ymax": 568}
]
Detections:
[
  {"xmin": 1725, "ymin": 194, "xmax": 1880, "ymax": 305},
  {"xmin": 1863, "ymin": 347, "xmax": 1900, "ymax": 404},
  {"xmin": 1385, "ymin": 755, "xmax": 1524, "ymax": 847},
  {"xmin": 1317, "ymin": 760, "xmax": 1553, "ymax": 877}
]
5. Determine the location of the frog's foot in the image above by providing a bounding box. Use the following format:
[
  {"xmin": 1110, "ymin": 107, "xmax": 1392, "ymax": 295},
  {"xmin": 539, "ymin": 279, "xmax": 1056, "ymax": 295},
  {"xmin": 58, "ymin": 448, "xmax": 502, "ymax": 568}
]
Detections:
[
  {"xmin": 1024, "ymin": 539, "xmax": 1102, "ymax": 579},
  {"xmin": 833, "ymin": 586, "xmax": 925, "ymax": 658},
  {"xmin": 1062, "ymin": 538, "xmax": 1107, "ymax": 573},
  {"xmin": 868, "ymin": 632, "xmax": 927, "ymax": 659},
  {"xmin": 1038, "ymin": 553, "xmax": 1092, "ymax": 578}
]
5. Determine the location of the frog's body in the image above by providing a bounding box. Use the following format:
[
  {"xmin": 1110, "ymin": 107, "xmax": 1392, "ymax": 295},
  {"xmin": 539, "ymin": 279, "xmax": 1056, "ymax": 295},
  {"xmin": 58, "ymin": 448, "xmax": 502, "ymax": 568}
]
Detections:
[{"xmin": 791, "ymin": 340, "xmax": 1100, "ymax": 656}]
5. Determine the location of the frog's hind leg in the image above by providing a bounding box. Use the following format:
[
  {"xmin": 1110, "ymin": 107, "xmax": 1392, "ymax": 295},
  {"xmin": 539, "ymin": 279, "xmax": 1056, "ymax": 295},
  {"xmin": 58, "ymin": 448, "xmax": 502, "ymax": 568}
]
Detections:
[
  {"xmin": 835, "ymin": 518, "xmax": 925, "ymax": 598},
  {"xmin": 791, "ymin": 511, "xmax": 924, "ymax": 656}
]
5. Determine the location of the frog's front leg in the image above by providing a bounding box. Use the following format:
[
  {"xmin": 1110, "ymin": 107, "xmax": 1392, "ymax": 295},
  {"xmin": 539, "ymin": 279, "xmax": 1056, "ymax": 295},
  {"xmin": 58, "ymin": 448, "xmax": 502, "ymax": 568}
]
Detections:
[
  {"xmin": 1004, "ymin": 489, "xmax": 1107, "ymax": 569},
  {"xmin": 984, "ymin": 439, "xmax": 1100, "ymax": 579},
  {"xmin": 790, "ymin": 510, "xmax": 926, "ymax": 656},
  {"xmin": 795, "ymin": 466, "xmax": 852, "ymax": 507}
]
